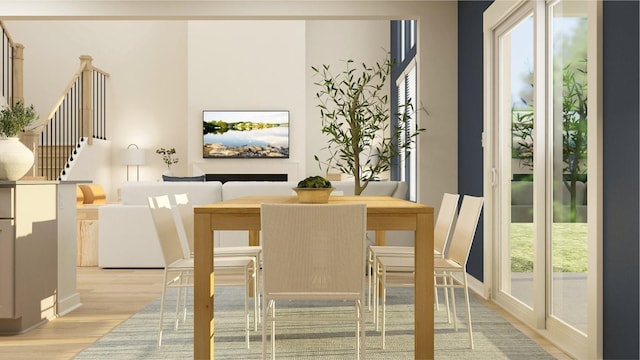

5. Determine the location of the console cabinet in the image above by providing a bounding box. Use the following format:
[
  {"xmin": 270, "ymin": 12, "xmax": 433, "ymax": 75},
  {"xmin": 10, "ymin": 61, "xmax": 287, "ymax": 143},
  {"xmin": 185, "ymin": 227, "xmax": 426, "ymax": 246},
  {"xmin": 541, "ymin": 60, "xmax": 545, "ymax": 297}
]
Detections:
[{"xmin": 0, "ymin": 181, "xmax": 58, "ymax": 334}]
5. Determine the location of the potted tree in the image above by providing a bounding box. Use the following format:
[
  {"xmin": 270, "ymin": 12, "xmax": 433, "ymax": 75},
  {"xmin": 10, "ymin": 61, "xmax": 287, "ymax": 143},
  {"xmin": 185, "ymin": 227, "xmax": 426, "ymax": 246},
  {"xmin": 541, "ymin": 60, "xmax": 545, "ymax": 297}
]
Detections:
[
  {"xmin": 312, "ymin": 53, "xmax": 422, "ymax": 195},
  {"xmin": 0, "ymin": 101, "xmax": 39, "ymax": 180}
]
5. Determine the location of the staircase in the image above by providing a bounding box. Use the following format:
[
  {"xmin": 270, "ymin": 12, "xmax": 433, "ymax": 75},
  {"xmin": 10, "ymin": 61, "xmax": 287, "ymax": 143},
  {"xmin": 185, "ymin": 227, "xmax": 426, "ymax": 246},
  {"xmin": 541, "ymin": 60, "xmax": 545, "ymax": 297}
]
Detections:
[
  {"xmin": 0, "ymin": 21, "xmax": 110, "ymax": 181},
  {"xmin": 37, "ymin": 144, "xmax": 76, "ymax": 179}
]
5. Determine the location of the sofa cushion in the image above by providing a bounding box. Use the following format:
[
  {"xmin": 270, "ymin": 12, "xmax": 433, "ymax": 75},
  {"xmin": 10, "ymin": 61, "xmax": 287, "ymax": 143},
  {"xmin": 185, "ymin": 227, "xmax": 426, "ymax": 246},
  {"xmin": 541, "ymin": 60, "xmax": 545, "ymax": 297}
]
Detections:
[
  {"xmin": 222, "ymin": 181, "xmax": 299, "ymax": 200},
  {"xmin": 332, "ymin": 181, "xmax": 405, "ymax": 198},
  {"xmin": 120, "ymin": 181, "xmax": 223, "ymax": 205}
]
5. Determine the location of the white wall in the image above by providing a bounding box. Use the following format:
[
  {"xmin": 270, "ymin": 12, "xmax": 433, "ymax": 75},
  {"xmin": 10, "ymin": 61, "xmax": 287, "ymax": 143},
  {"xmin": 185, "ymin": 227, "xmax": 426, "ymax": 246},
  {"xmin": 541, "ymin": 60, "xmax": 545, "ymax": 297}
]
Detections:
[
  {"xmin": 187, "ymin": 20, "xmax": 307, "ymax": 180},
  {"xmin": 3, "ymin": 1, "xmax": 459, "ymax": 207},
  {"xmin": 5, "ymin": 20, "xmax": 188, "ymax": 199},
  {"xmin": 305, "ymin": 20, "xmax": 390, "ymax": 178}
]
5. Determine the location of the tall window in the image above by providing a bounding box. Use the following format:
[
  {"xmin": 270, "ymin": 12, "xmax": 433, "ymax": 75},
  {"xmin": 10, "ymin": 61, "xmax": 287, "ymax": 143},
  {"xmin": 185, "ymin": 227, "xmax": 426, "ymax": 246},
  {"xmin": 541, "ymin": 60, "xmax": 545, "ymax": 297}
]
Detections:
[{"xmin": 391, "ymin": 20, "xmax": 418, "ymax": 201}]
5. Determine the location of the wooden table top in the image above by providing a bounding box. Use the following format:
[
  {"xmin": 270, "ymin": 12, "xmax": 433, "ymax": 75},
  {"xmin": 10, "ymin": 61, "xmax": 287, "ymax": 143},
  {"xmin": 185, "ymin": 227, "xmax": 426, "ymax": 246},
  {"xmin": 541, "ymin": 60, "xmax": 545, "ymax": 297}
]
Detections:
[{"xmin": 194, "ymin": 195, "xmax": 433, "ymax": 214}]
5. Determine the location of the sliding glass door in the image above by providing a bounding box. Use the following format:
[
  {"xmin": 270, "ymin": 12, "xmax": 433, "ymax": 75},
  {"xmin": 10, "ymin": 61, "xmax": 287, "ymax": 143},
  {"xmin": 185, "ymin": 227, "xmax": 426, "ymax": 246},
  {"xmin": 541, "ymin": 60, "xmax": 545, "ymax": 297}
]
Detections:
[{"xmin": 483, "ymin": 1, "xmax": 601, "ymax": 358}]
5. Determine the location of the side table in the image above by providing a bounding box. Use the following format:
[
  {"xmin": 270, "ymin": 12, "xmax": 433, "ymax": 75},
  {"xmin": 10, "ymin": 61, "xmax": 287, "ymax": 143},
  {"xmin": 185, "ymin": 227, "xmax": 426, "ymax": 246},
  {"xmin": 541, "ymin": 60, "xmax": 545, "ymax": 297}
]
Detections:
[{"xmin": 76, "ymin": 205, "xmax": 100, "ymax": 266}]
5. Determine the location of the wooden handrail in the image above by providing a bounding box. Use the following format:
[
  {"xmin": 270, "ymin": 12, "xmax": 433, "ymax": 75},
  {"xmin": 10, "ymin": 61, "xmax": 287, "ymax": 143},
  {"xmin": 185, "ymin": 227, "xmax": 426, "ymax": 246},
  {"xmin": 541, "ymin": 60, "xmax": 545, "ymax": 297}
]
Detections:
[
  {"xmin": 25, "ymin": 55, "xmax": 110, "ymax": 180},
  {"xmin": 0, "ymin": 21, "xmax": 16, "ymax": 48},
  {"xmin": 32, "ymin": 57, "xmax": 110, "ymax": 133}
]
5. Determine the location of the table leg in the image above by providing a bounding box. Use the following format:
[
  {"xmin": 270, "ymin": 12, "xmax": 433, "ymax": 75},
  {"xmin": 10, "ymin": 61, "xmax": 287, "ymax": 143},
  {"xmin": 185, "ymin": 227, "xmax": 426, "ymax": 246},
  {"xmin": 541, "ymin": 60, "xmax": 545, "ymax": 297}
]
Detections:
[
  {"xmin": 375, "ymin": 230, "xmax": 386, "ymax": 246},
  {"xmin": 249, "ymin": 230, "xmax": 260, "ymax": 246},
  {"xmin": 194, "ymin": 213, "xmax": 214, "ymax": 359},
  {"xmin": 415, "ymin": 212, "xmax": 434, "ymax": 359}
]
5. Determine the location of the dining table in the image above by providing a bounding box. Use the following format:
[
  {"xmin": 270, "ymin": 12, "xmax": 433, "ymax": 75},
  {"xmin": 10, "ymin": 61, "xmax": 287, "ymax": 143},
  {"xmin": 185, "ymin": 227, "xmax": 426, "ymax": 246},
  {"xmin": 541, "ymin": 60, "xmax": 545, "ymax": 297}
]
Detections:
[{"xmin": 193, "ymin": 195, "xmax": 434, "ymax": 359}]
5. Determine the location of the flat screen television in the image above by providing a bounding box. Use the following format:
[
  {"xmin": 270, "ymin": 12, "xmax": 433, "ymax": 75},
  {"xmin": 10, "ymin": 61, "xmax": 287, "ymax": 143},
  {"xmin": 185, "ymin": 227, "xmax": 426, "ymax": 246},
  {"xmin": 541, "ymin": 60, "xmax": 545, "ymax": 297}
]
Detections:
[{"xmin": 202, "ymin": 110, "xmax": 289, "ymax": 159}]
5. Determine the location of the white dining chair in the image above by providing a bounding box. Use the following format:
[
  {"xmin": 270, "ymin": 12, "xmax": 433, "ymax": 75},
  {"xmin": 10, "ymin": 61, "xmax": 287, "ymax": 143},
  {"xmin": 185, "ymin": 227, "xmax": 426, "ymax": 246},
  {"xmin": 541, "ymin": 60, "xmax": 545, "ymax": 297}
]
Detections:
[
  {"xmin": 148, "ymin": 195, "xmax": 255, "ymax": 348},
  {"xmin": 376, "ymin": 194, "xmax": 483, "ymax": 349},
  {"xmin": 260, "ymin": 203, "xmax": 367, "ymax": 359},
  {"xmin": 368, "ymin": 192, "xmax": 460, "ymax": 326},
  {"xmin": 173, "ymin": 193, "xmax": 262, "ymax": 330}
]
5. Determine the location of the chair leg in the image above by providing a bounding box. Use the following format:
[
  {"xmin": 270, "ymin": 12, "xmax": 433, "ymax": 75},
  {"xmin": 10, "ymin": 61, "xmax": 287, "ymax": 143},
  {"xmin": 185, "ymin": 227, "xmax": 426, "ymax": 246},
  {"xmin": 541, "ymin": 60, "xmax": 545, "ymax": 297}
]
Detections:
[
  {"xmin": 381, "ymin": 266, "xmax": 387, "ymax": 350},
  {"xmin": 360, "ymin": 299, "xmax": 366, "ymax": 360},
  {"xmin": 355, "ymin": 300, "xmax": 360, "ymax": 360},
  {"xmin": 367, "ymin": 249, "xmax": 373, "ymax": 311},
  {"xmin": 157, "ymin": 270, "xmax": 169, "ymax": 348},
  {"xmin": 373, "ymin": 260, "xmax": 379, "ymax": 331},
  {"xmin": 448, "ymin": 272, "xmax": 458, "ymax": 331},
  {"xmin": 251, "ymin": 258, "xmax": 260, "ymax": 331},
  {"xmin": 462, "ymin": 272, "xmax": 474, "ymax": 349},
  {"xmin": 436, "ymin": 271, "xmax": 452, "ymax": 324},
  {"xmin": 271, "ymin": 302, "xmax": 276, "ymax": 358},
  {"xmin": 355, "ymin": 299, "xmax": 365, "ymax": 360},
  {"xmin": 443, "ymin": 273, "xmax": 452, "ymax": 324},
  {"xmin": 174, "ymin": 275, "xmax": 183, "ymax": 331},
  {"xmin": 261, "ymin": 299, "xmax": 269, "ymax": 360},
  {"xmin": 244, "ymin": 266, "xmax": 250, "ymax": 349},
  {"xmin": 182, "ymin": 273, "xmax": 190, "ymax": 323},
  {"xmin": 174, "ymin": 272, "xmax": 190, "ymax": 330},
  {"xmin": 434, "ymin": 273, "xmax": 440, "ymax": 311}
]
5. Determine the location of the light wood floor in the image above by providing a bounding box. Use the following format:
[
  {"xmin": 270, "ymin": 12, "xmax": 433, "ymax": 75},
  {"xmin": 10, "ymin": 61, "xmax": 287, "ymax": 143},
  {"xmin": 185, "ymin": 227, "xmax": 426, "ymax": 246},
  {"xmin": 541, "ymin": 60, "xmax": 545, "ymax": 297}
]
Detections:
[{"xmin": 0, "ymin": 267, "xmax": 572, "ymax": 359}]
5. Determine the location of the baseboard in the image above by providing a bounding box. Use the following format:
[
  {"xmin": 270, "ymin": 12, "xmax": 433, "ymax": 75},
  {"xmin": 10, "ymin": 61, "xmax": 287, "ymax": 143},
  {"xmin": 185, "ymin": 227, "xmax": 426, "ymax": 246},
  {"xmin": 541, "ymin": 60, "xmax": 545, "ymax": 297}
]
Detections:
[
  {"xmin": 467, "ymin": 272, "xmax": 488, "ymax": 299},
  {"xmin": 444, "ymin": 272, "xmax": 488, "ymax": 300},
  {"xmin": 57, "ymin": 292, "xmax": 82, "ymax": 316}
]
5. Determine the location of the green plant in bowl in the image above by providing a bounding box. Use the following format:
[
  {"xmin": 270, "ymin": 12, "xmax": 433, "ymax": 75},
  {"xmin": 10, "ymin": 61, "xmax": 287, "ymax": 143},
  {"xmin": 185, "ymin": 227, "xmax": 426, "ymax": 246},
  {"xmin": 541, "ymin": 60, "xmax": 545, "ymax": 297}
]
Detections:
[
  {"xmin": 294, "ymin": 176, "xmax": 334, "ymax": 203},
  {"xmin": 297, "ymin": 175, "xmax": 332, "ymax": 189}
]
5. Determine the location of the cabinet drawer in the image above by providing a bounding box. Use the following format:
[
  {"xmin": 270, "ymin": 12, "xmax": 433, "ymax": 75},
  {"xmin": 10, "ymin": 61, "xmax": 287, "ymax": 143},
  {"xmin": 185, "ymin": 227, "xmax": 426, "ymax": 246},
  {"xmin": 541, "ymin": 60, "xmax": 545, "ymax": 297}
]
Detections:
[{"xmin": 0, "ymin": 188, "xmax": 13, "ymax": 219}]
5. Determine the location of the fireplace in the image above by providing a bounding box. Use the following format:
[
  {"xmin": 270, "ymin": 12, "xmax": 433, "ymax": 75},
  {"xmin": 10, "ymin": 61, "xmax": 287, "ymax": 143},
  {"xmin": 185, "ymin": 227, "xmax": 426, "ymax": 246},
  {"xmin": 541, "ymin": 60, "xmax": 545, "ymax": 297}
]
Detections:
[{"xmin": 205, "ymin": 173, "xmax": 288, "ymax": 183}]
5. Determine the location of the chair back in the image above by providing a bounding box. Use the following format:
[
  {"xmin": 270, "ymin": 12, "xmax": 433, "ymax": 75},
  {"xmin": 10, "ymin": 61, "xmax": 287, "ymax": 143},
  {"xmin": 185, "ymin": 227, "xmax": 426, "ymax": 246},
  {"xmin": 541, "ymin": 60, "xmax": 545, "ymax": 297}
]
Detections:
[
  {"xmin": 434, "ymin": 193, "xmax": 460, "ymax": 256},
  {"xmin": 446, "ymin": 195, "xmax": 484, "ymax": 267},
  {"xmin": 148, "ymin": 195, "xmax": 186, "ymax": 266},
  {"xmin": 174, "ymin": 193, "xmax": 194, "ymax": 254},
  {"xmin": 261, "ymin": 203, "xmax": 367, "ymax": 297}
]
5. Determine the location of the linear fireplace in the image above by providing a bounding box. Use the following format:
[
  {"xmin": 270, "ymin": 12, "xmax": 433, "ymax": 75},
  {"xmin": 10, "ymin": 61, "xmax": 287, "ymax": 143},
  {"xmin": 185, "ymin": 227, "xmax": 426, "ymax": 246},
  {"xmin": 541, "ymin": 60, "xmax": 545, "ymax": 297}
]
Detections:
[{"xmin": 205, "ymin": 173, "xmax": 288, "ymax": 183}]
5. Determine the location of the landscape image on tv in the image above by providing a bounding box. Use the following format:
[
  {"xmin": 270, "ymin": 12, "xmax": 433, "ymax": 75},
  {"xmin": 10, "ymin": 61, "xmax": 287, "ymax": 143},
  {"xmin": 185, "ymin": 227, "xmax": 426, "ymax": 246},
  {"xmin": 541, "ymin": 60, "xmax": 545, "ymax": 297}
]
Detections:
[{"xmin": 202, "ymin": 110, "xmax": 289, "ymax": 158}]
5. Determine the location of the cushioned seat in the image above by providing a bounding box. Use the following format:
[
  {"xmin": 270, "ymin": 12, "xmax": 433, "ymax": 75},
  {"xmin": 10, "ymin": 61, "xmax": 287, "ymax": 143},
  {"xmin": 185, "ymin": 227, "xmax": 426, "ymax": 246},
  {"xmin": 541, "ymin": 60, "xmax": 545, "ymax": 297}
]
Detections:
[{"xmin": 79, "ymin": 184, "xmax": 107, "ymax": 205}]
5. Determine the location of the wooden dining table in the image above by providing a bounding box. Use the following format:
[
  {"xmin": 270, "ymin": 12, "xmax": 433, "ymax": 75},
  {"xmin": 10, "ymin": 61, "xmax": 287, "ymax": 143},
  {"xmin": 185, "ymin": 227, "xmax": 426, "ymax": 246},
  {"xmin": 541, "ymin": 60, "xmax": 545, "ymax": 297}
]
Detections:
[{"xmin": 193, "ymin": 195, "xmax": 434, "ymax": 359}]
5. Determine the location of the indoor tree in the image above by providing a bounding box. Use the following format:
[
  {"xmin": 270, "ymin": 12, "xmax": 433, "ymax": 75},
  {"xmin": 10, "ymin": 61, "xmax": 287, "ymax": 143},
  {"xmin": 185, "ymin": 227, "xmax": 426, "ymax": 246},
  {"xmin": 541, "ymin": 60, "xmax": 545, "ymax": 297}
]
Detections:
[{"xmin": 312, "ymin": 54, "xmax": 423, "ymax": 195}]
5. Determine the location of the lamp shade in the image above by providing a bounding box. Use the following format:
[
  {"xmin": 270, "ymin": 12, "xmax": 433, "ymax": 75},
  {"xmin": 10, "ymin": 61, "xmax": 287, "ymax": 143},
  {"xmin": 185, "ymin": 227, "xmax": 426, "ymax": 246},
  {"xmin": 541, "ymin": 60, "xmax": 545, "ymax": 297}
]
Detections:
[{"xmin": 121, "ymin": 145, "xmax": 146, "ymax": 166}]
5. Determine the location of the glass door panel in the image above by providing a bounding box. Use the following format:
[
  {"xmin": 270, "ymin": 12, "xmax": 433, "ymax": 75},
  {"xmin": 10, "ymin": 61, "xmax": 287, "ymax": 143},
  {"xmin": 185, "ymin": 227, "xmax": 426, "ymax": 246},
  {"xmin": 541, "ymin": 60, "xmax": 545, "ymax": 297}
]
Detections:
[
  {"xmin": 498, "ymin": 12, "xmax": 535, "ymax": 309},
  {"xmin": 486, "ymin": 0, "xmax": 599, "ymax": 356},
  {"xmin": 549, "ymin": 0, "xmax": 588, "ymax": 334}
]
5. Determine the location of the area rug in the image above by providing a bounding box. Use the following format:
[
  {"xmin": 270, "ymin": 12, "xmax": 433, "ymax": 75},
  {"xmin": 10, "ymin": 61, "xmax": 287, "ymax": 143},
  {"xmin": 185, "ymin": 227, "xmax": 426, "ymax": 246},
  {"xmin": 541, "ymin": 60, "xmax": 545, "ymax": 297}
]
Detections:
[{"xmin": 73, "ymin": 286, "xmax": 555, "ymax": 359}]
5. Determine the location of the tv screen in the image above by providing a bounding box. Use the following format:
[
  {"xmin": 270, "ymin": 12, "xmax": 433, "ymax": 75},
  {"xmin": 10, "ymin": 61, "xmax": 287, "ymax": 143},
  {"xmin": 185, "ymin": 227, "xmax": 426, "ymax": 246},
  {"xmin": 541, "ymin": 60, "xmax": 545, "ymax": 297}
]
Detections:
[{"xmin": 202, "ymin": 110, "xmax": 289, "ymax": 158}]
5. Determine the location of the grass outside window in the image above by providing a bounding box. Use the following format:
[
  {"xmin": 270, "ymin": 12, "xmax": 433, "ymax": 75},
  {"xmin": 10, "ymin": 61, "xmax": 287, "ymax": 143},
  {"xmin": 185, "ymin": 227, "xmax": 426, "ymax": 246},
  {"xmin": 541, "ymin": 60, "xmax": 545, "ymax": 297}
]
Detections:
[{"xmin": 510, "ymin": 222, "xmax": 587, "ymax": 273}]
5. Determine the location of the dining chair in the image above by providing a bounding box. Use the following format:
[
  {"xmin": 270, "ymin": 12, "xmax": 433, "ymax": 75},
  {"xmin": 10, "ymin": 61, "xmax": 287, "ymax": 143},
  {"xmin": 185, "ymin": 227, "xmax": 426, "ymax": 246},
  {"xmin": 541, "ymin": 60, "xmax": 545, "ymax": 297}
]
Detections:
[
  {"xmin": 376, "ymin": 194, "xmax": 483, "ymax": 349},
  {"xmin": 368, "ymin": 192, "xmax": 459, "ymax": 324},
  {"xmin": 173, "ymin": 193, "xmax": 262, "ymax": 330},
  {"xmin": 260, "ymin": 203, "xmax": 367, "ymax": 359},
  {"xmin": 148, "ymin": 195, "xmax": 255, "ymax": 348}
]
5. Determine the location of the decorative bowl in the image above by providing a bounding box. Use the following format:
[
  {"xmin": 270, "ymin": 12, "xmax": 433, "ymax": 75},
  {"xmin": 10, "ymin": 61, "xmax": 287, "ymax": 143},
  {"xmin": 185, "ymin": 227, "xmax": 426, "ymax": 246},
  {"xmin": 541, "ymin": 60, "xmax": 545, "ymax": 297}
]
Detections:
[{"xmin": 292, "ymin": 187, "xmax": 334, "ymax": 204}]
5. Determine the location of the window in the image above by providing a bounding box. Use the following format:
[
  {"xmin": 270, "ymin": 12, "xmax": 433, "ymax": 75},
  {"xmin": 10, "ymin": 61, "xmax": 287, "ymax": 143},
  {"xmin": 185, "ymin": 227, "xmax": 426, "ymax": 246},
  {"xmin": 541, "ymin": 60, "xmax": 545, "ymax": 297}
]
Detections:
[{"xmin": 391, "ymin": 20, "xmax": 418, "ymax": 201}]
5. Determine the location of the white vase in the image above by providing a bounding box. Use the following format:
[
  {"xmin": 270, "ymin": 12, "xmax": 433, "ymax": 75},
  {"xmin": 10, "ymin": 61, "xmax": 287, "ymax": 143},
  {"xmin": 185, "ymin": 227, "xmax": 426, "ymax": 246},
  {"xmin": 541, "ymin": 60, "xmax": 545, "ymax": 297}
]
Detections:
[
  {"xmin": 162, "ymin": 168, "xmax": 173, "ymax": 177},
  {"xmin": 0, "ymin": 137, "xmax": 35, "ymax": 181}
]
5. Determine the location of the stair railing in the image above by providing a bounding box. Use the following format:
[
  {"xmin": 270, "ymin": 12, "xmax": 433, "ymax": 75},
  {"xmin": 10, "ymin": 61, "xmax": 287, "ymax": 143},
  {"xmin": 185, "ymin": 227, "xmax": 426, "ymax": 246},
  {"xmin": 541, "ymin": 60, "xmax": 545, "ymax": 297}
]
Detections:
[
  {"xmin": 22, "ymin": 55, "xmax": 110, "ymax": 180},
  {"xmin": 0, "ymin": 20, "xmax": 22, "ymax": 107}
]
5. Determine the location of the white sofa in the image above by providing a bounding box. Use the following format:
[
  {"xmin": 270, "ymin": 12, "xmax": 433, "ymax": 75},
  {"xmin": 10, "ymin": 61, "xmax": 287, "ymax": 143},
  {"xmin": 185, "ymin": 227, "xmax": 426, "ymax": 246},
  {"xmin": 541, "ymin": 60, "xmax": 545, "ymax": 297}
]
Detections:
[
  {"xmin": 98, "ymin": 180, "xmax": 408, "ymax": 268},
  {"xmin": 98, "ymin": 182, "xmax": 223, "ymax": 268}
]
